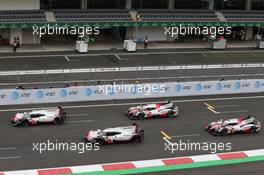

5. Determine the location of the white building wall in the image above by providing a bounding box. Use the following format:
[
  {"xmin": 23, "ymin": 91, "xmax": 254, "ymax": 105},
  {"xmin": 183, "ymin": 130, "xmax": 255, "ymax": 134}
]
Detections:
[
  {"xmin": 126, "ymin": 27, "xmax": 168, "ymax": 41},
  {"xmin": 7, "ymin": 29, "xmax": 41, "ymax": 45},
  {"xmin": 0, "ymin": 0, "xmax": 40, "ymax": 10},
  {"xmin": 22, "ymin": 29, "xmax": 41, "ymax": 44}
]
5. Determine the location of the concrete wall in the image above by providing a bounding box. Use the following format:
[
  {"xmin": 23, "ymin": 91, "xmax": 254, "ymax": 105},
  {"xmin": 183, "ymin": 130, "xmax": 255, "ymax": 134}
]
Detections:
[
  {"xmin": 0, "ymin": 0, "xmax": 40, "ymax": 10},
  {"xmin": 22, "ymin": 29, "xmax": 41, "ymax": 44},
  {"xmin": 126, "ymin": 27, "xmax": 167, "ymax": 41},
  {"xmin": 6, "ymin": 29, "xmax": 41, "ymax": 45}
]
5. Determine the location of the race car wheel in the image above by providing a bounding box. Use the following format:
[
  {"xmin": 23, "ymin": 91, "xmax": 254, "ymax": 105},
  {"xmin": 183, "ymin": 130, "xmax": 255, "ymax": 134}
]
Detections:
[
  {"xmin": 62, "ymin": 112, "xmax": 67, "ymax": 121},
  {"xmin": 140, "ymin": 130, "xmax": 144, "ymax": 140},
  {"xmin": 138, "ymin": 113, "xmax": 144, "ymax": 120},
  {"xmin": 21, "ymin": 120, "xmax": 29, "ymax": 127},
  {"xmin": 250, "ymin": 126, "xmax": 257, "ymax": 134},
  {"xmin": 131, "ymin": 136, "xmax": 141, "ymax": 143},
  {"xmin": 54, "ymin": 117, "xmax": 63, "ymax": 125},
  {"xmin": 167, "ymin": 111, "xmax": 174, "ymax": 118},
  {"xmin": 221, "ymin": 129, "xmax": 228, "ymax": 136},
  {"xmin": 92, "ymin": 139, "xmax": 103, "ymax": 145}
]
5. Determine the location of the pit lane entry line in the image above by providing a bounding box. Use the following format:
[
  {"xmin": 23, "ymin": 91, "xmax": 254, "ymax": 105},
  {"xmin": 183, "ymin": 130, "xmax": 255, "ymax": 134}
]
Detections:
[
  {"xmin": 171, "ymin": 134, "xmax": 201, "ymax": 138},
  {"xmin": 65, "ymin": 56, "xmax": 71, "ymax": 62},
  {"xmin": 204, "ymin": 102, "xmax": 215, "ymax": 109},
  {"xmin": 0, "ymin": 147, "xmax": 16, "ymax": 151},
  {"xmin": 160, "ymin": 131, "xmax": 171, "ymax": 140},
  {"xmin": 204, "ymin": 102, "xmax": 248, "ymax": 114},
  {"xmin": 0, "ymin": 156, "xmax": 20, "ymax": 160},
  {"xmin": 204, "ymin": 102, "xmax": 219, "ymax": 114},
  {"xmin": 0, "ymin": 147, "xmax": 20, "ymax": 160}
]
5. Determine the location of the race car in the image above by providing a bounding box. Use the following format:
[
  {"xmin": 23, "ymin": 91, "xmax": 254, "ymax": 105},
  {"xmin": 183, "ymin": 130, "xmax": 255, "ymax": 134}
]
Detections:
[
  {"xmin": 125, "ymin": 101, "xmax": 178, "ymax": 120},
  {"xmin": 206, "ymin": 115, "xmax": 261, "ymax": 136},
  {"xmin": 84, "ymin": 123, "xmax": 144, "ymax": 145},
  {"xmin": 11, "ymin": 106, "xmax": 66, "ymax": 127}
]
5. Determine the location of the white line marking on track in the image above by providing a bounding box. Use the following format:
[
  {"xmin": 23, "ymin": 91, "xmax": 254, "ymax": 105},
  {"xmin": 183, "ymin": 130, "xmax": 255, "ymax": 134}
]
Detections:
[
  {"xmin": 1, "ymin": 95, "xmax": 264, "ymax": 112},
  {"xmin": 201, "ymin": 53, "xmax": 208, "ymax": 57},
  {"xmin": 65, "ymin": 56, "xmax": 70, "ymax": 62},
  {"xmin": 171, "ymin": 134, "xmax": 201, "ymax": 138},
  {"xmin": 207, "ymin": 107, "xmax": 219, "ymax": 114},
  {"xmin": 0, "ymin": 147, "xmax": 16, "ymax": 151},
  {"xmin": 68, "ymin": 114, "xmax": 88, "ymax": 117},
  {"xmin": 218, "ymin": 110, "xmax": 247, "ymax": 114},
  {"xmin": 249, "ymin": 52, "xmax": 257, "ymax": 57},
  {"xmin": 115, "ymin": 54, "xmax": 122, "ymax": 60},
  {"xmin": 67, "ymin": 120, "xmax": 94, "ymax": 124},
  {"xmin": 0, "ymin": 156, "xmax": 20, "ymax": 160},
  {"xmin": 214, "ymin": 105, "xmax": 238, "ymax": 108}
]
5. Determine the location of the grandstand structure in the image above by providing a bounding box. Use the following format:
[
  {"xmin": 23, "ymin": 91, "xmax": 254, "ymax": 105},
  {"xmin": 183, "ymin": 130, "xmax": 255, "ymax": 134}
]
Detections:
[{"xmin": 0, "ymin": 0, "xmax": 263, "ymax": 45}]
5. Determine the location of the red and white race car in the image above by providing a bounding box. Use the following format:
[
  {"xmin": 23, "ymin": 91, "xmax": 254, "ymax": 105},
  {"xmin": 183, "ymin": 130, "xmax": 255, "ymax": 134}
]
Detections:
[
  {"xmin": 125, "ymin": 101, "xmax": 178, "ymax": 120},
  {"xmin": 206, "ymin": 115, "xmax": 261, "ymax": 136},
  {"xmin": 84, "ymin": 123, "xmax": 144, "ymax": 145},
  {"xmin": 11, "ymin": 106, "xmax": 66, "ymax": 127}
]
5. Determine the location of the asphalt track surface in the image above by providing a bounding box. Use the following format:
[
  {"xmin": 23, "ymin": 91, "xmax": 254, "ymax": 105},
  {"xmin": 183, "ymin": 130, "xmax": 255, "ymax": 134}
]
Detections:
[
  {"xmin": 2, "ymin": 49, "xmax": 264, "ymax": 71},
  {"xmin": 1, "ymin": 49, "xmax": 264, "ymax": 88},
  {"xmin": 0, "ymin": 93, "xmax": 263, "ymax": 172}
]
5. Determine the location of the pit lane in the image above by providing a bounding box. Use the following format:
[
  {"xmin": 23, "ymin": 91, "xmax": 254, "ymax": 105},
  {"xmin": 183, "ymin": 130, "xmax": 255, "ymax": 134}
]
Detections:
[
  {"xmin": 1, "ymin": 49, "xmax": 264, "ymax": 89},
  {"xmin": 0, "ymin": 93, "xmax": 263, "ymax": 171}
]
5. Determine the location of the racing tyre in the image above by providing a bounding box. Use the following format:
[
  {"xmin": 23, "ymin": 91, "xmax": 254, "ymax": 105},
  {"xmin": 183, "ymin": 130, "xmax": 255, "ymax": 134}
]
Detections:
[
  {"xmin": 131, "ymin": 136, "xmax": 141, "ymax": 143},
  {"xmin": 167, "ymin": 111, "xmax": 174, "ymax": 118},
  {"xmin": 140, "ymin": 130, "xmax": 144, "ymax": 140},
  {"xmin": 21, "ymin": 120, "xmax": 29, "ymax": 127},
  {"xmin": 249, "ymin": 126, "xmax": 257, "ymax": 134},
  {"xmin": 92, "ymin": 139, "xmax": 103, "ymax": 146},
  {"xmin": 138, "ymin": 113, "xmax": 144, "ymax": 120},
  {"xmin": 54, "ymin": 117, "xmax": 63, "ymax": 125},
  {"xmin": 221, "ymin": 128, "xmax": 228, "ymax": 136},
  {"xmin": 62, "ymin": 112, "xmax": 67, "ymax": 122}
]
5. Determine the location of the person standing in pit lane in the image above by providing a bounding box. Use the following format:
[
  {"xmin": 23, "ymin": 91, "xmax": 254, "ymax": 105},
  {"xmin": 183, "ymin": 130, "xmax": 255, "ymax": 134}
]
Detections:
[
  {"xmin": 13, "ymin": 38, "xmax": 17, "ymax": 52},
  {"xmin": 144, "ymin": 36, "xmax": 148, "ymax": 49}
]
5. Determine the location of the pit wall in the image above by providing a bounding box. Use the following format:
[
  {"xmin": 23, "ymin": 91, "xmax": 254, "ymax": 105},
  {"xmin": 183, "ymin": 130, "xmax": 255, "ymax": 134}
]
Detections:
[{"xmin": 0, "ymin": 79, "xmax": 263, "ymax": 105}]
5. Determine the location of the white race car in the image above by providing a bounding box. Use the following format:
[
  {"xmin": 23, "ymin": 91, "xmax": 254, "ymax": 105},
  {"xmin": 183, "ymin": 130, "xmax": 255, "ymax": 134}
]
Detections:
[
  {"xmin": 206, "ymin": 115, "xmax": 261, "ymax": 136},
  {"xmin": 84, "ymin": 123, "xmax": 144, "ymax": 145},
  {"xmin": 125, "ymin": 101, "xmax": 178, "ymax": 120},
  {"xmin": 11, "ymin": 107, "xmax": 66, "ymax": 127}
]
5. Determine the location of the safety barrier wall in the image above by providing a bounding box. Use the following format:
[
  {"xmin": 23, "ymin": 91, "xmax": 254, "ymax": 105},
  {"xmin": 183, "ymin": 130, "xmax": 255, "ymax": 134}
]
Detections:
[{"xmin": 0, "ymin": 79, "xmax": 264, "ymax": 105}]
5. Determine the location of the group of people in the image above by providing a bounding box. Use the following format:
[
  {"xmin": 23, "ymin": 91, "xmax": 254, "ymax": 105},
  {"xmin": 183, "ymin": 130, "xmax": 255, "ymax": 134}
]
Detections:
[{"xmin": 13, "ymin": 36, "xmax": 20, "ymax": 52}]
